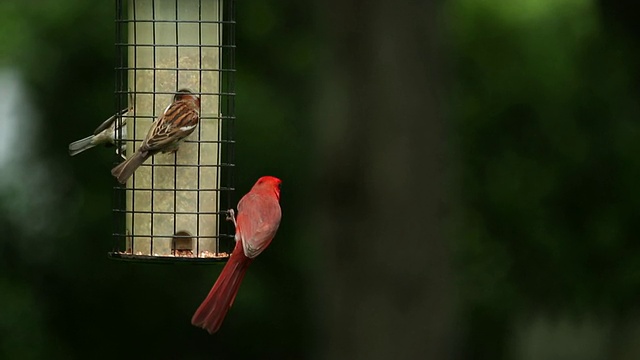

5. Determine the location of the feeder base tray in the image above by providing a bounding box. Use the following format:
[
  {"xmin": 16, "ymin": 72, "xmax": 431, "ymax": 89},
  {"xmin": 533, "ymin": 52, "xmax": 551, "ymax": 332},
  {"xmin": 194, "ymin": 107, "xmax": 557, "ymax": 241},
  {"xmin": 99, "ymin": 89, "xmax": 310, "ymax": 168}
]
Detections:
[{"xmin": 107, "ymin": 251, "xmax": 229, "ymax": 264}]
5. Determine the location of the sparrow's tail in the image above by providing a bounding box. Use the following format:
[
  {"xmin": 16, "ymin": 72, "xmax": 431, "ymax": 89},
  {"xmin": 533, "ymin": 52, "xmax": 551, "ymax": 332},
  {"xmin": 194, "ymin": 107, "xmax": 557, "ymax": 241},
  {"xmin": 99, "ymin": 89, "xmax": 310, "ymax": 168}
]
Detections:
[
  {"xmin": 110, "ymin": 151, "xmax": 149, "ymax": 184},
  {"xmin": 68, "ymin": 136, "xmax": 96, "ymax": 156},
  {"xmin": 191, "ymin": 241, "xmax": 253, "ymax": 334}
]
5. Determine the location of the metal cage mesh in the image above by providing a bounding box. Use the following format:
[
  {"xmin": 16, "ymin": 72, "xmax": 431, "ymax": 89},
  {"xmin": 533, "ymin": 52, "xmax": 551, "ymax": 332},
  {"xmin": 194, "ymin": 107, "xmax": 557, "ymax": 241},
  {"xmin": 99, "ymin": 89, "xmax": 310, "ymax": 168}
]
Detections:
[{"xmin": 110, "ymin": 0, "xmax": 235, "ymax": 263}]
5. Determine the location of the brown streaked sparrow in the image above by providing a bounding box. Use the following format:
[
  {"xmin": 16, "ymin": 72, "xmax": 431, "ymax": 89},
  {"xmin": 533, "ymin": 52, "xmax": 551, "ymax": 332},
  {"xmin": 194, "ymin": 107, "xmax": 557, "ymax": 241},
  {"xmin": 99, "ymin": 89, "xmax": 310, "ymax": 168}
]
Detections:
[{"xmin": 110, "ymin": 89, "xmax": 200, "ymax": 184}]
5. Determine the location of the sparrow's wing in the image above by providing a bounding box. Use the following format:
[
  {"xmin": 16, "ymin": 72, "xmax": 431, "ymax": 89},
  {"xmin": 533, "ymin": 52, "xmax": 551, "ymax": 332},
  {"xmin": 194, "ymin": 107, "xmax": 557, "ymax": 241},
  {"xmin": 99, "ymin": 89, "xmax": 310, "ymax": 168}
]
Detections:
[
  {"xmin": 142, "ymin": 102, "xmax": 199, "ymax": 152},
  {"xmin": 93, "ymin": 107, "xmax": 130, "ymax": 135}
]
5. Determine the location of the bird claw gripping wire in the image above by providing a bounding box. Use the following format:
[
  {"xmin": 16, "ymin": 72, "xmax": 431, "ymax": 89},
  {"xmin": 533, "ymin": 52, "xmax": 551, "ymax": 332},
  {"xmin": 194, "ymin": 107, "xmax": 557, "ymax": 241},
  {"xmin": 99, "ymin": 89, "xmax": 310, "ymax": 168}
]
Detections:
[{"xmin": 226, "ymin": 209, "xmax": 237, "ymax": 228}]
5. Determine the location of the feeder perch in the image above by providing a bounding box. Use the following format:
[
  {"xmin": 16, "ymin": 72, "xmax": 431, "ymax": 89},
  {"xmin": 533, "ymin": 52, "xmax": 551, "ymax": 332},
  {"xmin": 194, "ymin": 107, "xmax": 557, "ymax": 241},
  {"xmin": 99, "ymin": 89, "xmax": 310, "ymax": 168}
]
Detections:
[{"xmin": 109, "ymin": 0, "xmax": 235, "ymax": 264}]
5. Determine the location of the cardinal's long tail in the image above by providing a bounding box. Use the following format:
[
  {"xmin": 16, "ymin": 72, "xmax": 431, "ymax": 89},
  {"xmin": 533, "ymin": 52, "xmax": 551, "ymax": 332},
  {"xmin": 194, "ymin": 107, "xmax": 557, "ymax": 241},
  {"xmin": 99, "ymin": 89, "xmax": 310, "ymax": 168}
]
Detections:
[
  {"xmin": 68, "ymin": 136, "xmax": 96, "ymax": 156},
  {"xmin": 191, "ymin": 241, "xmax": 253, "ymax": 334},
  {"xmin": 110, "ymin": 151, "xmax": 149, "ymax": 184}
]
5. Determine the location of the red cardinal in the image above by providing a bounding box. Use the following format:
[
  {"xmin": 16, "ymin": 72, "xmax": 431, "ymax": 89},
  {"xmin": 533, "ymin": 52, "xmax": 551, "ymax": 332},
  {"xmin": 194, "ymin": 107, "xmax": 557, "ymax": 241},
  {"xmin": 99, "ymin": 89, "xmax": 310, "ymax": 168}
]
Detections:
[{"xmin": 191, "ymin": 176, "xmax": 282, "ymax": 334}]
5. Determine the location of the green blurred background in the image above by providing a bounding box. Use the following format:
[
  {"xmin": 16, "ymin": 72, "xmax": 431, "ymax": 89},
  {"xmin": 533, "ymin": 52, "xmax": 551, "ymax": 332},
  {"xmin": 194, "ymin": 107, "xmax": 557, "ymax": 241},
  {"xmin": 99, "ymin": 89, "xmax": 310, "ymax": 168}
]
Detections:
[{"xmin": 1, "ymin": 0, "xmax": 639, "ymax": 359}]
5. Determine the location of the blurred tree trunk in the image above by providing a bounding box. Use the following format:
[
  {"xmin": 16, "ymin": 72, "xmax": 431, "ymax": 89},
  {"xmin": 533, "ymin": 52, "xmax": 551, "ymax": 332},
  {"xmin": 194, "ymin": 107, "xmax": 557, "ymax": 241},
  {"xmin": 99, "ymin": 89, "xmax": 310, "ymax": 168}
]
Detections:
[{"xmin": 312, "ymin": 1, "xmax": 456, "ymax": 359}]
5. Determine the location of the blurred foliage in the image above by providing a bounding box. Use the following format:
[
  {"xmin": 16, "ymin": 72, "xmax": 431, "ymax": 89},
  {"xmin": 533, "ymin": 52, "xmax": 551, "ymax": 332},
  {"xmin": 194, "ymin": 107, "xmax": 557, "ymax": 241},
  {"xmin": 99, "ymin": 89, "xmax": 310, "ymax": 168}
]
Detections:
[
  {"xmin": 0, "ymin": 0, "xmax": 639, "ymax": 359},
  {"xmin": 448, "ymin": 0, "xmax": 640, "ymax": 358}
]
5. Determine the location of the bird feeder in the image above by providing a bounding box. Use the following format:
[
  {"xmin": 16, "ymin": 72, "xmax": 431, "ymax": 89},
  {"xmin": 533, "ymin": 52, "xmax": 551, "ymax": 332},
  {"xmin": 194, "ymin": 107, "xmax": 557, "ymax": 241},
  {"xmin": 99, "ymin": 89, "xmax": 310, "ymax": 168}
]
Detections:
[{"xmin": 109, "ymin": 0, "xmax": 235, "ymax": 263}]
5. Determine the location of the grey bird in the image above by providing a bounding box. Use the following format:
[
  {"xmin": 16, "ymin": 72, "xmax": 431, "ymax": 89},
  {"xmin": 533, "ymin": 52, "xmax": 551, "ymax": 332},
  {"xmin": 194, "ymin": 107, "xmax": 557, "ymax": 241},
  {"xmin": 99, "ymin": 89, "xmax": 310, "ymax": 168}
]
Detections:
[{"xmin": 68, "ymin": 107, "xmax": 131, "ymax": 157}]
